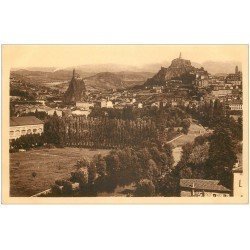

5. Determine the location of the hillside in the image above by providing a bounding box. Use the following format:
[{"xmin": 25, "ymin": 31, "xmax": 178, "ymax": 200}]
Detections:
[
  {"xmin": 10, "ymin": 69, "xmax": 95, "ymax": 85},
  {"xmin": 84, "ymin": 71, "xmax": 154, "ymax": 90},
  {"xmin": 144, "ymin": 55, "xmax": 198, "ymax": 88},
  {"xmin": 10, "ymin": 69, "xmax": 153, "ymax": 91},
  {"xmin": 84, "ymin": 72, "xmax": 124, "ymax": 90}
]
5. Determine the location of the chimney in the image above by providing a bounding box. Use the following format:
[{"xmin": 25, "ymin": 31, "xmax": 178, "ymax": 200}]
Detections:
[
  {"xmin": 73, "ymin": 69, "xmax": 75, "ymax": 78},
  {"xmin": 179, "ymin": 52, "xmax": 182, "ymax": 59}
]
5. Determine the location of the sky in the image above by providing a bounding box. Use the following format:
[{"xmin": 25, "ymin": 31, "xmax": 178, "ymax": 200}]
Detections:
[{"xmin": 3, "ymin": 45, "xmax": 248, "ymax": 69}]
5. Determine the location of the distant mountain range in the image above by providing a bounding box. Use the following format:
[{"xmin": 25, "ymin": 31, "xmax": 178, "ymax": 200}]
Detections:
[
  {"xmin": 10, "ymin": 69, "xmax": 154, "ymax": 91},
  {"xmin": 13, "ymin": 60, "xmax": 242, "ymax": 74},
  {"xmin": 201, "ymin": 61, "xmax": 242, "ymax": 74},
  {"xmin": 11, "ymin": 60, "xmax": 242, "ymax": 91}
]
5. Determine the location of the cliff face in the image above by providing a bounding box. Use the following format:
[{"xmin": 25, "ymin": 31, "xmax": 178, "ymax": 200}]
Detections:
[
  {"xmin": 63, "ymin": 70, "xmax": 86, "ymax": 103},
  {"xmin": 144, "ymin": 57, "xmax": 196, "ymax": 87}
]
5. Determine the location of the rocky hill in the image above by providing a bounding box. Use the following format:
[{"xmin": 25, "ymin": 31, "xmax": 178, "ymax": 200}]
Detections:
[
  {"xmin": 63, "ymin": 70, "xmax": 87, "ymax": 103},
  {"xmin": 144, "ymin": 55, "xmax": 197, "ymax": 87}
]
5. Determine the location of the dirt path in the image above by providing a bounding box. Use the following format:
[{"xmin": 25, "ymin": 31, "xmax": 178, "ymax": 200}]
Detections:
[{"xmin": 170, "ymin": 122, "xmax": 210, "ymax": 166}]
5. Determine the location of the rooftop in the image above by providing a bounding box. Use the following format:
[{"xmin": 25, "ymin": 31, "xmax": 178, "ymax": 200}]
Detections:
[
  {"xmin": 10, "ymin": 116, "xmax": 44, "ymax": 126},
  {"xmin": 232, "ymin": 167, "xmax": 243, "ymax": 173},
  {"xmin": 180, "ymin": 179, "xmax": 231, "ymax": 192}
]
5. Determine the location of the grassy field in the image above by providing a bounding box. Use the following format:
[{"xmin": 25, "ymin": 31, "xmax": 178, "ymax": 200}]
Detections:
[
  {"xmin": 10, "ymin": 147, "xmax": 110, "ymax": 197},
  {"xmin": 170, "ymin": 123, "xmax": 208, "ymax": 148},
  {"xmin": 170, "ymin": 123, "xmax": 210, "ymax": 165}
]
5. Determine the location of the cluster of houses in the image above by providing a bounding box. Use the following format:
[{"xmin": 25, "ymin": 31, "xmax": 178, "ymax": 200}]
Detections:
[{"xmin": 208, "ymin": 66, "xmax": 242, "ymax": 111}]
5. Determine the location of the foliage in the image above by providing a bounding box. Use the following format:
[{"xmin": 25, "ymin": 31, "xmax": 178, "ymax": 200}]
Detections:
[
  {"xmin": 61, "ymin": 180, "xmax": 73, "ymax": 196},
  {"xmin": 10, "ymin": 133, "xmax": 45, "ymax": 150},
  {"xmin": 175, "ymin": 126, "xmax": 238, "ymax": 189},
  {"xmin": 51, "ymin": 184, "xmax": 62, "ymax": 196},
  {"xmin": 22, "ymin": 110, "xmax": 48, "ymax": 120},
  {"xmin": 43, "ymin": 115, "xmax": 158, "ymax": 148},
  {"xmin": 135, "ymin": 179, "xmax": 155, "ymax": 197},
  {"xmin": 187, "ymin": 99, "xmax": 242, "ymax": 141},
  {"xmin": 207, "ymin": 126, "xmax": 237, "ymax": 188},
  {"xmin": 48, "ymin": 143, "xmax": 175, "ymax": 197},
  {"xmin": 10, "ymin": 88, "xmax": 36, "ymax": 101}
]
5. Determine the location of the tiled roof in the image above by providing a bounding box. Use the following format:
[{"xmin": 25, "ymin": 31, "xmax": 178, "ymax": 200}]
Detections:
[
  {"xmin": 232, "ymin": 167, "xmax": 243, "ymax": 173},
  {"xmin": 10, "ymin": 116, "xmax": 43, "ymax": 126},
  {"xmin": 180, "ymin": 179, "xmax": 231, "ymax": 192}
]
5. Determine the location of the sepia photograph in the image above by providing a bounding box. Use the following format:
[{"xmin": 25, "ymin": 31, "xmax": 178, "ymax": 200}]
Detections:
[
  {"xmin": 1, "ymin": 45, "xmax": 248, "ymax": 204},
  {"xmin": 1, "ymin": 1, "xmax": 250, "ymax": 250}
]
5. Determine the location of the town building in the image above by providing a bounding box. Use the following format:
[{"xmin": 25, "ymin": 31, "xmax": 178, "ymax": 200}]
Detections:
[
  {"xmin": 10, "ymin": 116, "xmax": 44, "ymax": 141},
  {"xmin": 228, "ymin": 100, "xmax": 243, "ymax": 111},
  {"xmin": 137, "ymin": 102, "xmax": 143, "ymax": 109},
  {"xmin": 106, "ymin": 100, "xmax": 114, "ymax": 108},
  {"xmin": 179, "ymin": 179, "xmax": 231, "ymax": 197},
  {"xmin": 71, "ymin": 109, "xmax": 90, "ymax": 117},
  {"xmin": 97, "ymin": 99, "xmax": 114, "ymax": 108},
  {"xmin": 226, "ymin": 66, "xmax": 242, "ymax": 85},
  {"xmin": 212, "ymin": 89, "xmax": 232, "ymax": 97},
  {"xmin": 232, "ymin": 155, "xmax": 243, "ymax": 197},
  {"xmin": 232, "ymin": 166, "xmax": 243, "ymax": 197},
  {"xmin": 76, "ymin": 102, "xmax": 94, "ymax": 110},
  {"xmin": 195, "ymin": 67, "xmax": 209, "ymax": 88},
  {"xmin": 152, "ymin": 86, "xmax": 163, "ymax": 93}
]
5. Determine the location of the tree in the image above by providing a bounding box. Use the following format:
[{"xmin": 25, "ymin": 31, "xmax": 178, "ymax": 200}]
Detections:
[
  {"xmin": 135, "ymin": 179, "xmax": 155, "ymax": 197},
  {"xmin": 146, "ymin": 159, "xmax": 159, "ymax": 180},
  {"xmin": 61, "ymin": 180, "xmax": 73, "ymax": 196},
  {"xmin": 207, "ymin": 126, "xmax": 237, "ymax": 188},
  {"xmin": 95, "ymin": 154, "xmax": 107, "ymax": 177},
  {"xmin": 188, "ymin": 143, "xmax": 209, "ymax": 166},
  {"xmin": 182, "ymin": 119, "xmax": 190, "ymax": 134},
  {"xmin": 51, "ymin": 184, "xmax": 62, "ymax": 196},
  {"xmin": 88, "ymin": 163, "xmax": 97, "ymax": 184},
  {"xmin": 157, "ymin": 173, "xmax": 179, "ymax": 197},
  {"xmin": 163, "ymin": 144, "xmax": 174, "ymax": 170},
  {"xmin": 177, "ymin": 143, "xmax": 193, "ymax": 169}
]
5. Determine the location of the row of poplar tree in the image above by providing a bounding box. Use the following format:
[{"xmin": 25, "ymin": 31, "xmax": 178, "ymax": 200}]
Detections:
[{"xmin": 44, "ymin": 115, "xmax": 159, "ymax": 148}]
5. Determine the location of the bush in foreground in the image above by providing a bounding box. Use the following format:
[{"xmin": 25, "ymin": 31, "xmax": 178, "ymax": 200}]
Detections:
[{"xmin": 135, "ymin": 179, "xmax": 155, "ymax": 197}]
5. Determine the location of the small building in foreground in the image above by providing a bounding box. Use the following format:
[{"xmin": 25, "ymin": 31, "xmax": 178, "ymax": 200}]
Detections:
[
  {"xmin": 232, "ymin": 166, "xmax": 243, "ymax": 197},
  {"xmin": 10, "ymin": 116, "xmax": 44, "ymax": 141},
  {"xmin": 232, "ymin": 155, "xmax": 243, "ymax": 198},
  {"xmin": 179, "ymin": 178, "xmax": 231, "ymax": 197}
]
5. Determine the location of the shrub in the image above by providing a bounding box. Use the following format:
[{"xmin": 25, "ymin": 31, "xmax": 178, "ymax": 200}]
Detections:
[
  {"xmin": 51, "ymin": 184, "xmax": 62, "ymax": 196},
  {"xmin": 55, "ymin": 179, "xmax": 64, "ymax": 186},
  {"xmin": 32, "ymin": 172, "xmax": 37, "ymax": 178},
  {"xmin": 61, "ymin": 180, "xmax": 73, "ymax": 196},
  {"xmin": 135, "ymin": 179, "xmax": 155, "ymax": 197},
  {"xmin": 70, "ymin": 168, "xmax": 88, "ymax": 185}
]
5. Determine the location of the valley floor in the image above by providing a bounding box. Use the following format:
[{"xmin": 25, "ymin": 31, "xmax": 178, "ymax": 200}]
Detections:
[
  {"xmin": 10, "ymin": 147, "xmax": 110, "ymax": 197},
  {"xmin": 9, "ymin": 122, "xmax": 210, "ymax": 197}
]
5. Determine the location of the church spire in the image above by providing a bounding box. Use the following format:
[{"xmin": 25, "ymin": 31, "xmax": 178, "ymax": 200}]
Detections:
[
  {"xmin": 235, "ymin": 65, "xmax": 239, "ymax": 74},
  {"xmin": 179, "ymin": 52, "xmax": 182, "ymax": 59}
]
